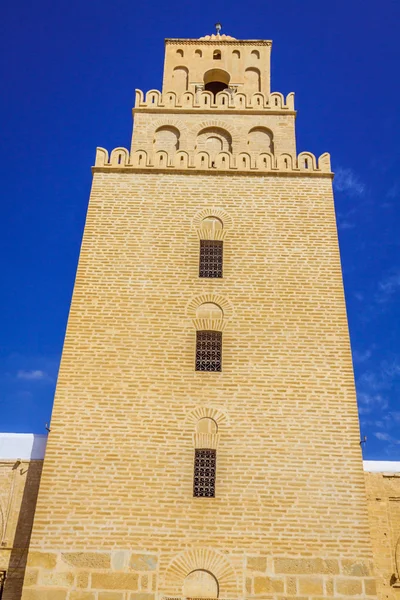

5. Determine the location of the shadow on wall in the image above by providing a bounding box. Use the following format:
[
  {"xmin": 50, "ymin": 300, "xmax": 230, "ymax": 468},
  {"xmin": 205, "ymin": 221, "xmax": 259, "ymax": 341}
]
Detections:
[{"xmin": 3, "ymin": 461, "xmax": 43, "ymax": 599}]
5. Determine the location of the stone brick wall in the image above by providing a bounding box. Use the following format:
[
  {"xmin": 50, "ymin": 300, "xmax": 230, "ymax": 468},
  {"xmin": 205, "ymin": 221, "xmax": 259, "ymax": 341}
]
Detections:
[
  {"xmin": 0, "ymin": 458, "xmax": 397, "ymax": 599},
  {"xmin": 365, "ymin": 471, "xmax": 400, "ymax": 600},
  {"xmin": 19, "ymin": 170, "xmax": 376, "ymax": 599},
  {"xmin": 0, "ymin": 460, "xmax": 43, "ymax": 599}
]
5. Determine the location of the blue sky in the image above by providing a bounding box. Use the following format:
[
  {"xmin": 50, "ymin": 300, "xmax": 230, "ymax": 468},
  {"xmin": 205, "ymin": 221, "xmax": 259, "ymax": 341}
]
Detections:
[{"xmin": 1, "ymin": 0, "xmax": 399, "ymax": 459}]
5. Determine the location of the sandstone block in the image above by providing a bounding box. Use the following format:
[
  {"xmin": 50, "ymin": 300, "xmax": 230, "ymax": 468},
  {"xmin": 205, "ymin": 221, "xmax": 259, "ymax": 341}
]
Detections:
[
  {"xmin": 274, "ymin": 558, "xmax": 339, "ymax": 575},
  {"xmin": 364, "ymin": 578, "xmax": 377, "ymax": 595},
  {"xmin": 26, "ymin": 551, "xmax": 57, "ymax": 569},
  {"xmin": 23, "ymin": 568, "xmax": 39, "ymax": 586},
  {"xmin": 92, "ymin": 572, "xmax": 139, "ymax": 590},
  {"xmin": 341, "ymin": 559, "xmax": 371, "ymax": 577},
  {"xmin": 336, "ymin": 577, "xmax": 363, "ymax": 595},
  {"xmin": 77, "ymin": 571, "xmax": 90, "ymax": 588},
  {"xmin": 141, "ymin": 574, "xmax": 149, "ymax": 589},
  {"xmin": 287, "ymin": 577, "xmax": 297, "ymax": 594},
  {"xmin": 112, "ymin": 550, "xmax": 129, "ymax": 571},
  {"xmin": 21, "ymin": 590, "xmax": 67, "ymax": 600},
  {"xmin": 129, "ymin": 594, "xmax": 155, "ymax": 600},
  {"xmin": 39, "ymin": 570, "xmax": 75, "ymax": 587},
  {"xmin": 70, "ymin": 593, "xmax": 96, "ymax": 600},
  {"xmin": 247, "ymin": 556, "xmax": 267, "ymax": 572},
  {"xmin": 98, "ymin": 594, "xmax": 125, "ymax": 600},
  {"xmin": 130, "ymin": 553, "xmax": 158, "ymax": 571},
  {"xmin": 298, "ymin": 576, "xmax": 324, "ymax": 595},
  {"xmin": 62, "ymin": 551, "xmax": 110, "ymax": 568},
  {"xmin": 325, "ymin": 578, "xmax": 334, "ymax": 596},
  {"xmin": 254, "ymin": 576, "xmax": 284, "ymax": 594}
]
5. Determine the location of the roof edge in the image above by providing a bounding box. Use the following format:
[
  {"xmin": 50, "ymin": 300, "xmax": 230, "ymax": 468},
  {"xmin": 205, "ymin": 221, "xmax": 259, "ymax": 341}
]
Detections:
[{"xmin": 165, "ymin": 38, "xmax": 272, "ymax": 46}]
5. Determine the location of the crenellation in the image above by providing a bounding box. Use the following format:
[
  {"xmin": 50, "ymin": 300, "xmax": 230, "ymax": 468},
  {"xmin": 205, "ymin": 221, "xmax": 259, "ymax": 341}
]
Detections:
[
  {"xmin": 95, "ymin": 146, "xmax": 332, "ymax": 173},
  {"xmin": 134, "ymin": 89, "xmax": 295, "ymax": 111}
]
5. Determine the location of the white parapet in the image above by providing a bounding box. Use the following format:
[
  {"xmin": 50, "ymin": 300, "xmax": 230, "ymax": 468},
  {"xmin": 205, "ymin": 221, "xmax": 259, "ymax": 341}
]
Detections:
[
  {"xmin": 0, "ymin": 433, "xmax": 47, "ymax": 460},
  {"xmin": 363, "ymin": 460, "xmax": 400, "ymax": 473}
]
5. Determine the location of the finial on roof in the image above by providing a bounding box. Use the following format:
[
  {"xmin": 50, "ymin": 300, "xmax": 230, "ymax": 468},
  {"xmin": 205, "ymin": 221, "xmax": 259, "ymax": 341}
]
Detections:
[{"xmin": 215, "ymin": 22, "xmax": 222, "ymax": 36}]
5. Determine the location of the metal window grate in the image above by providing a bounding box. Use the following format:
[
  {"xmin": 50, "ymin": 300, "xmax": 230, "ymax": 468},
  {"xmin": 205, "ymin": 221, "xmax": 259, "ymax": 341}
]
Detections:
[
  {"xmin": 199, "ymin": 240, "xmax": 223, "ymax": 278},
  {"xmin": 193, "ymin": 448, "xmax": 216, "ymax": 497},
  {"xmin": 195, "ymin": 331, "xmax": 222, "ymax": 372}
]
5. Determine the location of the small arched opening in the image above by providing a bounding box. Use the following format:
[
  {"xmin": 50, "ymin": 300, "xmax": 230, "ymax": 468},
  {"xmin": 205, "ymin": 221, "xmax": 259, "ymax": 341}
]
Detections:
[
  {"xmin": 203, "ymin": 68, "xmax": 230, "ymax": 98},
  {"xmin": 154, "ymin": 126, "xmax": 180, "ymax": 152},
  {"xmin": 183, "ymin": 569, "xmax": 219, "ymax": 598},
  {"xmin": 196, "ymin": 302, "xmax": 223, "ymax": 320},
  {"xmin": 173, "ymin": 66, "xmax": 189, "ymax": 94},
  {"xmin": 244, "ymin": 67, "xmax": 261, "ymax": 93},
  {"xmin": 196, "ymin": 417, "xmax": 218, "ymax": 434},
  {"xmin": 213, "ymin": 49, "xmax": 222, "ymax": 60}
]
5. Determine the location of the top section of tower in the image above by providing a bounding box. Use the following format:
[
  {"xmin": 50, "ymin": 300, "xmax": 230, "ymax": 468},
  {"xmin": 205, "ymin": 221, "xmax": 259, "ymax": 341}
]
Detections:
[{"xmin": 162, "ymin": 31, "xmax": 272, "ymax": 96}]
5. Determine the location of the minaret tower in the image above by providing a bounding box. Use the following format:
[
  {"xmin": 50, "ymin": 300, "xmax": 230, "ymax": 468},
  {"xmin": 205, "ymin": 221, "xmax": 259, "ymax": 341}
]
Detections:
[{"xmin": 21, "ymin": 28, "xmax": 377, "ymax": 600}]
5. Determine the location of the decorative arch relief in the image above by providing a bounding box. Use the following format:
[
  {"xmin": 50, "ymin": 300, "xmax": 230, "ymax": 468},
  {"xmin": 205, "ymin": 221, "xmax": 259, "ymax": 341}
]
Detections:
[
  {"xmin": 162, "ymin": 548, "xmax": 238, "ymax": 598},
  {"xmin": 185, "ymin": 406, "xmax": 229, "ymax": 429},
  {"xmin": 186, "ymin": 407, "xmax": 227, "ymax": 451},
  {"xmin": 186, "ymin": 294, "xmax": 234, "ymax": 320},
  {"xmin": 193, "ymin": 208, "xmax": 232, "ymax": 240}
]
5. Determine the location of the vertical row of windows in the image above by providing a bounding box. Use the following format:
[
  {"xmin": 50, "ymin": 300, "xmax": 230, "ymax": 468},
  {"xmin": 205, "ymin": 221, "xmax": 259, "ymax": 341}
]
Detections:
[{"xmin": 193, "ymin": 218, "xmax": 225, "ymax": 497}]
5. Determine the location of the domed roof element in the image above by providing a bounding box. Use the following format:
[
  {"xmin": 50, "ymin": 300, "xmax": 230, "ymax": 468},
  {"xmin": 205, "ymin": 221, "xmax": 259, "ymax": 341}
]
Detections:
[
  {"xmin": 198, "ymin": 33, "xmax": 237, "ymax": 41},
  {"xmin": 199, "ymin": 23, "xmax": 236, "ymax": 41}
]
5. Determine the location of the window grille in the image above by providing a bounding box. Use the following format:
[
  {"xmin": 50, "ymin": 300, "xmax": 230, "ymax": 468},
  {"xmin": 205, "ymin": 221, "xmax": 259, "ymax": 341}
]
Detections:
[
  {"xmin": 193, "ymin": 448, "xmax": 216, "ymax": 497},
  {"xmin": 195, "ymin": 331, "xmax": 222, "ymax": 372},
  {"xmin": 199, "ymin": 240, "xmax": 223, "ymax": 278}
]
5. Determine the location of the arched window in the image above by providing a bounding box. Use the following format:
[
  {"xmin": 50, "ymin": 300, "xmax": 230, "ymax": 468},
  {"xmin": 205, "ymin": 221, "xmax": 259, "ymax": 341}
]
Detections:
[
  {"xmin": 203, "ymin": 68, "xmax": 230, "ymax": 98},
  {"xmin": 213, "ymin": 49, "xmax": 222, "ymax": 60},
  {"xmin": 245, "ymin": 67, "xmax": 261, "ymax": 93},
  {"xmin": 232, "ymin": 50, "xmax": 240, "ymax": 59},
  {"xmin": 251, "ymin": 49, "xmax": 260, "ymax": 59},
  {"xmin": 197, "ymin": 126, "xmax": 232, "ymax": 155},
  {"xmin": 248, "ymin": 127, "xmax": 274, "ymax": 153},
  {"xmin": 176, "ymin": 49, "xmax": 184, "ymax": 57},
  {"xmin": 196, "ymin": 331, "xmax": 222, "ymax": 372},
  {"xmin": 195, "ymin": 49, "xmax": 202, "ymax": 58},
  {"xmin": 183, "ymin": 570, "xmax": 219, "ymax": 597},
  {"xmin": 154, "ymin": 126, "xmax": 180, "ymax": 152},
  {"xmin": 199, "ymin": 240, "xmax": 223, "ymax": 278},
  {"xmin": 196, "ymin": 302, "xmax": 223, "ymax": 320},
  {"xmin": 172, "ymin": 66, "xmax": 189, "ymax": 94},
  {"xmin": 196, "ymin": 417, "xmax": 218, "ymax": 434}
]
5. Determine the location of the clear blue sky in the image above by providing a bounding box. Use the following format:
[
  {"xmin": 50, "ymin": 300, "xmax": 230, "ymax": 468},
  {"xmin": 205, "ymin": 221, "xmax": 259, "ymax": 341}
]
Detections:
[{"xmin": 1, "ymin": 0, "xmax": 399, "ymax": 459}]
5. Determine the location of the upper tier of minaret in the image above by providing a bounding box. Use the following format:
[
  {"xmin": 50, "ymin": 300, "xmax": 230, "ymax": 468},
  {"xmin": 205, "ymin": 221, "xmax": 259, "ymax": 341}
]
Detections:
[{"xmin": 162, "ymin": 30, "xmax": 272, "ymax": 96}]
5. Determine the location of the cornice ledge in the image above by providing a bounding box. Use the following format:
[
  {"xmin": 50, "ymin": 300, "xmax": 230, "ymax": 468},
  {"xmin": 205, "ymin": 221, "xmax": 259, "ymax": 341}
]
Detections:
[
  {"xmin": 165, "ymin": 39, "xmax": 272, "ymax": 46},
  {"xmin": 92, "ymin": 166, "xmax": 333, "ymax": 178},
  {"xmin": 132, "ymin": 108, "xmax": 297, "ymax": 117}
]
